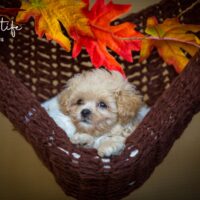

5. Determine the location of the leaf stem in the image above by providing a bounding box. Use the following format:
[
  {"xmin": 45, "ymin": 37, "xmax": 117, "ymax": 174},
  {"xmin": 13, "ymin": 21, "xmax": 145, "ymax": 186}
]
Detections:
[
  {"xmin": 178, "ymin": 0, "xmax": 200, "ymax": 18},
  {"xmin": 90, "ymin": 22, "xmax": 200, "ymax": 49},
  {"xmin": 122, "ymin": 36, "xmax": 200, "ymax": 49},
  {"xmin": 89, "ymin": 22, "xmax": 144, "ymax": 41},
  {"xmin": 89, "ymin": 22, "xmax": 118, "ymax": 40}
]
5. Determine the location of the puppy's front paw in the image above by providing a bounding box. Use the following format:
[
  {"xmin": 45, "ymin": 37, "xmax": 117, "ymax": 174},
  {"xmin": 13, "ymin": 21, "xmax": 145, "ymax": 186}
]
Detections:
[
  {"xmin": 97, "ymin": 137, "xmax": 125, "ymax": 157},
  {"xmin": 71, "ymin": 133, "xmax": 94, "ymax": 147}
]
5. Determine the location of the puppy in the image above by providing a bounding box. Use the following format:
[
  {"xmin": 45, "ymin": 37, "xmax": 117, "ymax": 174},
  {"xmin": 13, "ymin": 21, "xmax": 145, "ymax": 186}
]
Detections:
[{"xmin": 58, "ymin": 69, "xmax": 143, "ymax": 157}]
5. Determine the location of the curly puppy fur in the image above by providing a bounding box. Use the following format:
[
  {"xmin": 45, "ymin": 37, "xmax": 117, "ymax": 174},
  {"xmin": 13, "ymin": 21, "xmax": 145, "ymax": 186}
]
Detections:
[{"xmin": 59, "ymin": 69, "xmax": 143, "ymax": 157}]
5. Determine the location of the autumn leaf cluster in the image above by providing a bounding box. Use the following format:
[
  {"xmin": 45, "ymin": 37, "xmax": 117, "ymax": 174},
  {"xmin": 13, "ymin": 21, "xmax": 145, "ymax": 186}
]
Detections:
[{"xmin": 15, "ymin": 0, "xmax": 200, "ymax": 75}]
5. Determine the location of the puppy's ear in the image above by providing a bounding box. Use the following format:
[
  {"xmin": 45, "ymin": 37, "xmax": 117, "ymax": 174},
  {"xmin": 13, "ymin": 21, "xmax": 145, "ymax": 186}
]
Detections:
[
  {"xmin": 116, "ymin": 87, "xmax": 142, "ymax": 125},
  {"xmin": 58, "ymin": 88, "xmax": 72, "ymax": 115}
]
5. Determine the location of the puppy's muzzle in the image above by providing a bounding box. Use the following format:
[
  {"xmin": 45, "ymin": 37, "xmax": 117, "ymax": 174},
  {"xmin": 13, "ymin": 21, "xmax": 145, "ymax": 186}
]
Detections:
[{"xmin": 81, "ymin": 109, "xmax": 91, "ymax": 118}]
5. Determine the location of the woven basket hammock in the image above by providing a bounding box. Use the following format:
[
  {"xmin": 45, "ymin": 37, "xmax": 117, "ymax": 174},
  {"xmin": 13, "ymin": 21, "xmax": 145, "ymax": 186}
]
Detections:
[{"xmin": 0, "ymin": 0, "xmax": 200, "ymax": 199}]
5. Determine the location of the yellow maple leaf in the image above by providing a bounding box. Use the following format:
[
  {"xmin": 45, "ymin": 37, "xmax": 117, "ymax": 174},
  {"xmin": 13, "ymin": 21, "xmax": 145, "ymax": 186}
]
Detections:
[
  {"xmin": 16, "ymin": 0, "xmax": 93, "ymax": 51},
  {"xmin": 140, "ymin": 17, "xmax": 200, "ymax": 73}
]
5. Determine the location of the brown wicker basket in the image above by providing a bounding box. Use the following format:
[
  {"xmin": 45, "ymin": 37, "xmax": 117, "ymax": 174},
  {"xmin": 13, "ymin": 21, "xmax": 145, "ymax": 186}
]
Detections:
[{"xmin": 0, "ymin": 0, "xmax": 200, "ymax": 199}]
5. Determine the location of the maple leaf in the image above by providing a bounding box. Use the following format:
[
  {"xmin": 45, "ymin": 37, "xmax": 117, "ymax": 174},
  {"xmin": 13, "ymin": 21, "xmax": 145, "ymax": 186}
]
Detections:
[
  {"xmin": 16, "ymin": 0, "xmax": 92, "ymax": 52},
  {"xmin": 70, "ymin": 0, "xmax": 143, "ymax": 76},
  {"xmin": 140, "ymin": 17, "xmax": 200, "ymax": 73}
]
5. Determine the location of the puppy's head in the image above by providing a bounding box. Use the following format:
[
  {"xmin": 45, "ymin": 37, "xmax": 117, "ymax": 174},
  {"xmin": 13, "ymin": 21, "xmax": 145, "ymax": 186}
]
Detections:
[{"xmin": 59, "ymin": 69, "xmax": 142, "ymax": 136}]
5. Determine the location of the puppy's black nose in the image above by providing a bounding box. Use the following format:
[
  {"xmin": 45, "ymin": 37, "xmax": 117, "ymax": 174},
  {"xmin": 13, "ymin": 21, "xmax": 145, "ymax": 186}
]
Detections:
[{"xmin": 81, "ymin": 109, "xmax": 91, "ymax": 118}]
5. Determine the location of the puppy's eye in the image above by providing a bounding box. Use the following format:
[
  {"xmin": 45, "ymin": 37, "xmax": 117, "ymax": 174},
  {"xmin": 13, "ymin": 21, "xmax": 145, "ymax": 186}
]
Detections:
[
  {"xmin": 76, "ymin": 99, "xmax": 84, "ymax": 105},
  {"xmin": 98, "ymin": 101, "xmax": 108, "ymax": 109}
]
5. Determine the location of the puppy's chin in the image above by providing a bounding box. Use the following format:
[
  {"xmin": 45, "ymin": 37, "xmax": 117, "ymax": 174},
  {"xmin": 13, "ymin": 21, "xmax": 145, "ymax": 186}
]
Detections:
[{"xmin": 74, "ymin": 118, "xmax": 116, "ymax": 136}]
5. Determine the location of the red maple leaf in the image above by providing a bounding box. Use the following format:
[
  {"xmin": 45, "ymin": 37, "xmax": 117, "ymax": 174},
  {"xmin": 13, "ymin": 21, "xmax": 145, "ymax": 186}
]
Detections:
[{"xmin": 70, "ymin": 0, "xmax": 143, "ymax": 76}]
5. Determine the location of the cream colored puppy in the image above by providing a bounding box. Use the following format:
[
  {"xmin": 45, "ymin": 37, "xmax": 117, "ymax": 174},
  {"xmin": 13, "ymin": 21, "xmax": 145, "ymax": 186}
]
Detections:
[{"xmin": 59, "ymin": 69, "xmax": 143, "ymax": 157}]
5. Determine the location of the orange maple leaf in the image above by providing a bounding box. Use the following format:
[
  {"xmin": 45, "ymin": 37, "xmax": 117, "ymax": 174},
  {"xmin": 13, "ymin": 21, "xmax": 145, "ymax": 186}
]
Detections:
[
  {"xmin": 70, "ymin": 0, "xmax": 143, "ymax": 76},
  {"xmin": 140, "ymin": 17, "xmax": 200, "ymax": 73},
  {"xmin": 16, "ymin": 0, "xmax": 92, "ymax": 52}
]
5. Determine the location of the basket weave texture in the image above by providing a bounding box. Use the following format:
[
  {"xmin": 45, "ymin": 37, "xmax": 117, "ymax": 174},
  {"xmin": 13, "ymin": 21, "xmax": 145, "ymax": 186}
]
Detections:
[{"xmin": 0, "ymin": 0, "xmax": 200, "ymax": 199}]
